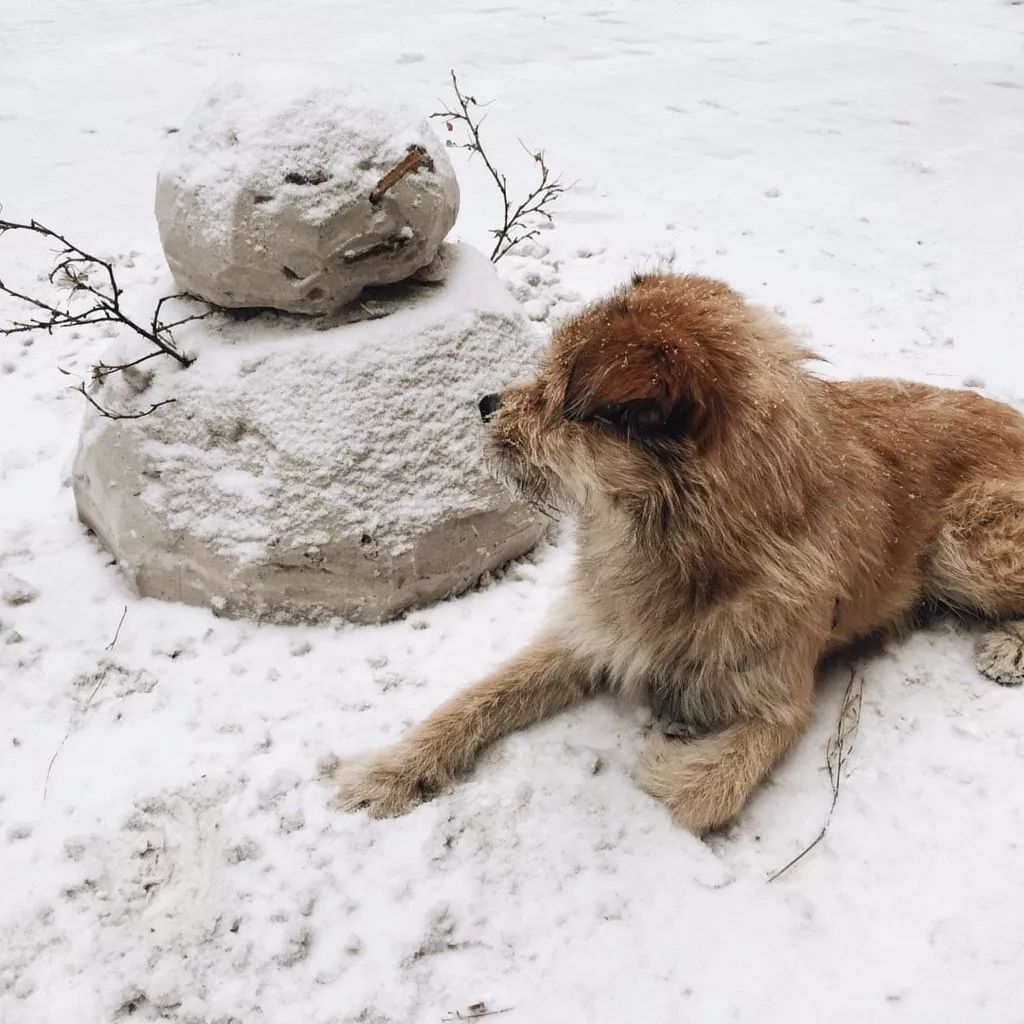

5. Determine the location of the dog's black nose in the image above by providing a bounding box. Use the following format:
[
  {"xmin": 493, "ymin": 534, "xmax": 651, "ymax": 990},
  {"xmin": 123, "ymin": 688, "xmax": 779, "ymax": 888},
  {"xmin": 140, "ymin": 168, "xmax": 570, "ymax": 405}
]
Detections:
[{"xmin": 479, "ymin": 393, "xmax": 502, "ymax": 423}]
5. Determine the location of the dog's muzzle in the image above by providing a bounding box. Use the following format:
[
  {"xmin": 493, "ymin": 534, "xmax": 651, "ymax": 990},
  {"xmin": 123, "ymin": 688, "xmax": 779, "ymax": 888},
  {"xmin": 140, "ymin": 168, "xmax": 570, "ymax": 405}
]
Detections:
[{"xmin": 478, "ymin": 392, "xmax": 502, "ymax": 423}]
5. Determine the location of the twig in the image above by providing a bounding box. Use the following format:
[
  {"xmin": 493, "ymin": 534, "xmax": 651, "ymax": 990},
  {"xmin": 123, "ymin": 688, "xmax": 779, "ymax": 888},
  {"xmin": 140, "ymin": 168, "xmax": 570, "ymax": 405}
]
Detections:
[
  {"xmin": 43, "ymin": 664, "xmax": 111, "ymax": 800},
  {"xmin": 767, "ymin": 667, "xmax": 864, "ymax": 882},
  {"xmin": 370, "ymin": 146, "xmax": 428, "ymax": 204},
  {"xmin": 56, "ymin": 365, "xmax": 178, "ymax": 420},
  {"xmin": 431, "ymin": 71, "xmax": 570, "ymax": 262},
  {"xmin": 105, "ymin": 605, "xmax": 128, "ymax": 651},
  {"xmin": 1, "ymin": 214, "xmax": 210, "ymax": 417},
  {"xmin": 150, "ymin": 291, "xmax": 208, "ymax": 341},
  {"xmin": 443, "ymin": 1008, "xmax": 512, "ymax": 1022},
  {"xmin": 74, "ymin": 381, "xmax": 176, "ymax": 420},
  {"xmin": 0, "ymin": 217, "xmax": 197, "ymax": 367},
  {"xmin": 92, "ymin": 349, "xmax": 166, "ymax": 381}
]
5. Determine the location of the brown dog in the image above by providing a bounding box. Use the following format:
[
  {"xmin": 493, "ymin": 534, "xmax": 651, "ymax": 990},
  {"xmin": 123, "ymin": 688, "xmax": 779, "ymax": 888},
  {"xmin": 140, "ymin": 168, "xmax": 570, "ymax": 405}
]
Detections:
[{"xmin": 333, "ymin": 273, "xmax": 1024, "ymax": 832}]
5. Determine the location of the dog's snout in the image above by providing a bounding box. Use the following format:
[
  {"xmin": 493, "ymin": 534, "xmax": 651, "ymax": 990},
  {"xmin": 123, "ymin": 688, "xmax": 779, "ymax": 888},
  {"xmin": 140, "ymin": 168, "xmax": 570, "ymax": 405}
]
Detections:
[{"xmin": 479, "ymin": 392, "xmax": 502, "ymax": 423}]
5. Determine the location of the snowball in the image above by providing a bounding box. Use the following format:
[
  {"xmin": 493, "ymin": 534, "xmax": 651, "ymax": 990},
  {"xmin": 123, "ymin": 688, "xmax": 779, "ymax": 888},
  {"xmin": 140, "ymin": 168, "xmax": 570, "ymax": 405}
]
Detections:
[
  {"xmin": 155, "ymin": 62, "xmax": 459, "ymax": 314},
  {"xmin": 72, "ymin": 244, "xmax": 544, "ymax": 624}
]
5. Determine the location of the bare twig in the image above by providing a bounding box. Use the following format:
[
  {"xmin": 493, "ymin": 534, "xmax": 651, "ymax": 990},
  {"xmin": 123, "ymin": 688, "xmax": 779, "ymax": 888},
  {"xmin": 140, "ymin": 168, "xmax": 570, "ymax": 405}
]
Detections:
[
  {"xmin": 1, "ymin": 215, "xmax": 210, "ymax": 417},
  {"xmin": 767, "ymin": 667, "xmax": 864, "ymax": 882},
  {"xmin": 56, "ymin": 366, "xmax": 178, "ymax": 420},
  {"xmin": 105, "ymin": 605, "xmax": 128, "ymax": 651},
  {"xmin": 150, "ymin": 291, "xmax": 208, "ymax": 341},
  {"xmin": 75, "ymin": 381, "xmax": 177, "ymax": 420},
  {"xmin": 92, "ymin": 349, "xmax": 166, "ymax": 381},
  {"xmin": 442, "ymin": 1007, "xmax": 512, "ymax": 1022},
  {"xmin": 370, "ymin": 145, "xmax": 428, "ymax": 204},
  {"xmin": 432, "ymin": 71, "xmax": 570, "ymax": 262},
  {"xmin": 43, "ymin": 664, "xmax": 112, "ymax": 800},
  {"xmin": 0, "ymin": 217, "xmax": 198, "ymax": 366}
]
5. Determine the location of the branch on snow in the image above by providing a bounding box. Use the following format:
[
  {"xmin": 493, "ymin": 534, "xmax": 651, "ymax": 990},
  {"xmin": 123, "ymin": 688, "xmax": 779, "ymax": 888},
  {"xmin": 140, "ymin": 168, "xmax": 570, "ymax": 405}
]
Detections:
[
  {"xmin": 767, "ymin": 667, "xmax": 864, "ymax": 882},
  {"xmin": 0, "ymin": 214, "xmax": 209, "ymax": 418}
]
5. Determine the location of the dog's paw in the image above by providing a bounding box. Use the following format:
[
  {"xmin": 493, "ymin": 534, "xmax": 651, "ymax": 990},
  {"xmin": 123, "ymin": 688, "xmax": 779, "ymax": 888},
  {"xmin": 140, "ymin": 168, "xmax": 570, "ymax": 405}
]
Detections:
[
  {"xmin": 635, "ymin": 732, "xmax": 745, "ymax": 834},
  {"xmin": 975, "ymin": 623, "xmax": 1024, "ymax": 686},
  {"xmin": 329, "ymin": 747, "xmax": 438, "ymax": 818},
  {"xmin": 635, "ymin": 734, "xmax": 712, "ymax": 833}
]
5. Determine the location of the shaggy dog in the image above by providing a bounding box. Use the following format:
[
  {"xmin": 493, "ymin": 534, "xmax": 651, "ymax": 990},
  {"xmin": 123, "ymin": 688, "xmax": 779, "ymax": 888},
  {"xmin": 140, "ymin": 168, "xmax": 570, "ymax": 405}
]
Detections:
[{"xmin": 333, "ymin": 273, "xmax": 1024, "ymax": 832}]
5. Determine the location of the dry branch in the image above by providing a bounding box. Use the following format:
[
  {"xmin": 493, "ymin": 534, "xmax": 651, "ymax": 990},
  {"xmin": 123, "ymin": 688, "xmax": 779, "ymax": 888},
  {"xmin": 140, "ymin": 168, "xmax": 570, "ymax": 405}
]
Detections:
[
  {"xmin": 432, "ymin": 71, "xmax": 570, "ymax": 262},
  {"xmin": 105, "ymin": 605, "xmax": 128, "ymax": 651},
  {"xmin": 767, "ymin": 667, "xmax": 864, "ymax": 882},
  {"xmin": 0, "ymin": 217, "xmax": 195, "ymax": 365},
  {"xmin": 370, "ymin": 145, "xmax": 428, "ymax": 204},
  {"xmin": 442, "ymin": 1006, "xmax": 512, "ymax": 1022},
  {"xmin": 57, "ymin": 366, "xmax": 178, "ymax": 421},
  {"xmin": 0, "ymin": 215, "xmax": 209, "ymax": 417},
  {"xmin": 43, "ymin": 663, "xmax": 112, "ymax": 800},
  {"xmin": 76, "ymin": 382, "xmax": 177, "ymax": 420}
]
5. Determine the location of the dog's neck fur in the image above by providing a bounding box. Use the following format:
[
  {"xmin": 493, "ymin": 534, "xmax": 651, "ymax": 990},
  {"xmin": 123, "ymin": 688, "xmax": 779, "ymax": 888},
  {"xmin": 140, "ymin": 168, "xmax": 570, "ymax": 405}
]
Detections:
[{"xmin": 555, "ymin": 361, "xmax": 838, "ymax": 722}]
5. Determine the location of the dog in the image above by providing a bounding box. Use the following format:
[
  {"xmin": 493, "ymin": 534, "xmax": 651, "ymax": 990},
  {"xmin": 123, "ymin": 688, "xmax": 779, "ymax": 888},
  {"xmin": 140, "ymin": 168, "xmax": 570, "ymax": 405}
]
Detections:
[{"xmin": 333, "ymin": 272, "xmax": 1024, "ymax": 832}]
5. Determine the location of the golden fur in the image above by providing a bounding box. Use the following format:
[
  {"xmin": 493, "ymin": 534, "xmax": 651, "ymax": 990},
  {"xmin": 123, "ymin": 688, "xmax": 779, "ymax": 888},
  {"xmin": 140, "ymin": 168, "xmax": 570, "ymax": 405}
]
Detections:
[{"xmin": 333, "ymin": 273, "xmax": 1024, "ymax": 832}]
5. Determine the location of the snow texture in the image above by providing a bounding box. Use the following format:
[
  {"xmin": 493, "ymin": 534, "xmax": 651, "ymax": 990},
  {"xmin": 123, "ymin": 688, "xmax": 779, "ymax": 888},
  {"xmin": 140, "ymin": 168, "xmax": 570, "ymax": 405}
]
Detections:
[
  {"xmin": 72, "ymin": 243, "xmax": 545, "ymax": 623},
  {"xmin": 3, "ymin": 0, "xmax": 1024, "ymax": 1022},
  {"xmin": 156, "ymin": 62, "xmax": 459, "ymax": 313}
]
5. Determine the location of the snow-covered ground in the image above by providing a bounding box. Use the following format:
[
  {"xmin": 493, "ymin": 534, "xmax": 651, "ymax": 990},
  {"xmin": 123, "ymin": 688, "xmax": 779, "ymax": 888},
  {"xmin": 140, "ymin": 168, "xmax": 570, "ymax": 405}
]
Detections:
[{"xmin": 3, "ymin": 1, "xmax": 1024, "ymax": 1021}]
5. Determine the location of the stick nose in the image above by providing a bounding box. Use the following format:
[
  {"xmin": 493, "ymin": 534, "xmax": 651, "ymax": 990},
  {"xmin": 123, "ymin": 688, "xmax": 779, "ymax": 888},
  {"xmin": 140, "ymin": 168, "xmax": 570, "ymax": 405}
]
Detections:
[{"xmin": 478, "ymin": 392, "xmax": 502, "ymax": 423}]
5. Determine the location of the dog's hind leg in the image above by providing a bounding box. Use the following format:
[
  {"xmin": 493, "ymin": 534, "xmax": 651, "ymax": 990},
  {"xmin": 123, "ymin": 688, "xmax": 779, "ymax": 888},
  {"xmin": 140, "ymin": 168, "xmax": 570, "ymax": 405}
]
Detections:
[
  {"xmin": 332, "ymin": 635, "xmax": 594, "ymax": 817},
  {"xmin": 929, "ymin": 479, "xmax": 1024, "ymax": 685}
]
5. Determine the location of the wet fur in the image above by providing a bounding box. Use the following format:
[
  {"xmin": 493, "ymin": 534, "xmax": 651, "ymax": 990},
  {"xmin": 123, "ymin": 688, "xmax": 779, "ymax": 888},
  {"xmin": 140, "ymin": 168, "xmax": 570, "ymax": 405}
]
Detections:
[{"xmin": 333, "ymin": 273, "xmax": 1024, "ymax": 832}]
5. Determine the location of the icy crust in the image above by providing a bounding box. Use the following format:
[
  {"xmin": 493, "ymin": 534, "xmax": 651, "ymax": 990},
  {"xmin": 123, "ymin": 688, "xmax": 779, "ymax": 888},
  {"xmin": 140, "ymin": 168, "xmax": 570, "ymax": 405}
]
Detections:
[
  {"xmin": 72, "ymin": 244, "xmax": 545, "ymax": 623},
  {"xmin": 155, "ymin": 62, "xmax": 459, "ymax": 313}
]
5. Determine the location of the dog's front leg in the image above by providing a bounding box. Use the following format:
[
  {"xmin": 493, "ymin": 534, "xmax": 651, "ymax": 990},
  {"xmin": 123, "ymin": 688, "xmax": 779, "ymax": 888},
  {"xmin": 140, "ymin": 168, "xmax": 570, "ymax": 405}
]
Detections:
[
  {"xmin": 332, "ymin": 635, "xmax": 592, "ymax": 817},
  {"xmin": 636, "ymin": 645, "xmax": 818, "ymax": 833}
]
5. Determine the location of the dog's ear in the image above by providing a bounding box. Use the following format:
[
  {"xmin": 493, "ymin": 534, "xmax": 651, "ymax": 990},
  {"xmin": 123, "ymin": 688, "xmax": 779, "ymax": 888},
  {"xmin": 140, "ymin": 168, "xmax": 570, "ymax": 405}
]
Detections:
[{"xmin": 565, "ymin": 336, "xmax": 722, "ymax": 444}]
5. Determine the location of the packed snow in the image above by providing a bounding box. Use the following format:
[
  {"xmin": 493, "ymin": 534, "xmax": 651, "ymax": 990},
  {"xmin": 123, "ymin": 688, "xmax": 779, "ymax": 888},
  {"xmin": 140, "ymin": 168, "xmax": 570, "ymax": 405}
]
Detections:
[
  {"xmin": 156, "ymin": 62, "xmax": 459, "ymax": 313},
  {"xmin": 72, "ymin": 243, "xmax": 544, "ymax": 622},
  {"xmin": 80, "ymin": 245, "xmax": 540, "ymax": 560},
  {"xmin": 2, "ymin": 1, "xmax": 1024, "ymax": 1022}
]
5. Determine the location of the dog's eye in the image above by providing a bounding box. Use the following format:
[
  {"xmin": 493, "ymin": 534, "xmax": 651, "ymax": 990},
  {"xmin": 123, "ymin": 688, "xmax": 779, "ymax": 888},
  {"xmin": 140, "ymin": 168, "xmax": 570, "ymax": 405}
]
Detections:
[
  {"xmin": 566, "ymin": 398, "xmax": 673, "ymax": 437},
  {"xmin": 564, "ymin": 402, "xmax": 630, "ymax": 428},
  {"xmin": 591, "ymin": 405, "xmax": 632, "ymax": 428}
]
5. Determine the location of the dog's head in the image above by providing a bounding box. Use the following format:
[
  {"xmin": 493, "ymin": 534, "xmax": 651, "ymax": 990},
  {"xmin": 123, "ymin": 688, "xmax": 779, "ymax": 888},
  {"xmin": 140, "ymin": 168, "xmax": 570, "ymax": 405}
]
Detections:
[{"xmin": 480, "ymin": 273, "xmax": 809, "ymax": 518}]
